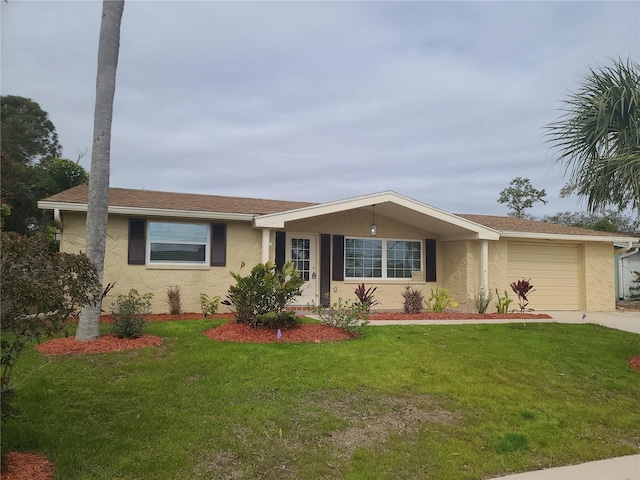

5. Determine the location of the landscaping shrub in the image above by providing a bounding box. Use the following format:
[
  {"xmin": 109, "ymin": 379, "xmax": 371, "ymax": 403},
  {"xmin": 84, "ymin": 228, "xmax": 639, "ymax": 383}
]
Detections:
[
  {"xmin": 1, "ymin": 232, "xmax": 100, "ymax": 419},
  {"xmin": 425, "ymin": 288, "xmax": 457, "ymax": 313},
  {"xmin": 473, "ymin": 288, "xmax": 492, "ymax": 314},
  {"xmin": 167, "ymin": 286, "xmax": 182, "ymax": 315},
  {"xmin": 111, "ymin": 289, "xmax": 153, "ymax": 339},
  {"xmin": 495, "ymin": 289, "xmax": 514, "ymax": 314},
  {"xmin": 354, "ymin": 283, "xmax": 379, "ymax": 313},
  {"xmin": 200, "ymin": 293, "xmax": 221, "ymax": 317},
  {"xmin": 309, "ymin": 297, "xmax": 369, "ymax": 336},
  {"xmin": 255, "ymin": 311, "xmax": 302, "ymax": 329},
  {"xmin": 510, "ymin": 278, "xmax": 535, "ymax": 313},
  {"xmin": 402, "ymin": 286, "xmax": 424, "ymax": 314},
  {"xmin": 222, "ymin": 261, "xmax": 304, "ymax": 327}
]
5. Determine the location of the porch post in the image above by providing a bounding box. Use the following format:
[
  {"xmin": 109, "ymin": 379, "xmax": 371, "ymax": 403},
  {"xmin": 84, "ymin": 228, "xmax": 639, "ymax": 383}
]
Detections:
[
  {"xmin": 261, "ymin": 228, "xmax": 271, "ymax": 264},
  {"xmin": 481, "ymin": 240, "xmax": 489, "ymax": 292}
]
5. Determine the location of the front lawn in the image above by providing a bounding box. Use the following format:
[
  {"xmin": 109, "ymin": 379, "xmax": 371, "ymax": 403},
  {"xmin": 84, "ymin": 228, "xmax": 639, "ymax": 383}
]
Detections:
[{"xmin": 2, "ymin": 320, "xmax": 639, "ymax": 479}]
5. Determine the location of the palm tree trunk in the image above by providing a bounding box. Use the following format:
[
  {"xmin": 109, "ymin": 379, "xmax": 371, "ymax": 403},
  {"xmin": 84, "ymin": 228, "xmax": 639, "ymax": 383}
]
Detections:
[{"xmin": 76, "ymin": 0, "xmax": 125, "ymax": 341}]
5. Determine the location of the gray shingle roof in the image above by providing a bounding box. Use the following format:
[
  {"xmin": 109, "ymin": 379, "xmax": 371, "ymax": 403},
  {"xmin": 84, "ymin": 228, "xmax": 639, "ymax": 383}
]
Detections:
[{"xmin": 42, "ymin": 185, "xmax": 316, "ymax": 215}]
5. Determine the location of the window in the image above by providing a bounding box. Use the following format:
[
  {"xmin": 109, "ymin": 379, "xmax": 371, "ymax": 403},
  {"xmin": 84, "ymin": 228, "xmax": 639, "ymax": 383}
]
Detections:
[
  {"xmin": 345, "ymin": 237, "xmax": 421, "ymax": 279},
  {"xmin": 386, "ymin": 240, "xmax": 422, "ymax": 278},
  {"xmin": 147, "ymin": 222, "xmax": 208, "ymax": 264}
]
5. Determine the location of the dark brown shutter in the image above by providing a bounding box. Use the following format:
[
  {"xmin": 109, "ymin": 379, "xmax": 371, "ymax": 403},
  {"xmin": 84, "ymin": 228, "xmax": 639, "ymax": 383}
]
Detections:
[
  {"xmin": 320, "ymin": 234, "xmax": 331, "ymax": 306},
  {"xmin": 210, "ymin": 223, "xmax": 227, "ymax": 266},
  {"xmin": 275, "ymin": 231, "xmax": 286, "ymax": 270},
  {"xmin": 425, "ymin": 239, "xmax": 436, "ymax": 282},
  {"xmin": 128, "ymin": 219, "xmax": 146, "ymax": 265},
  {"xmin": 332, "ymin": 235, "xmax": 344, "ymax": 281}
]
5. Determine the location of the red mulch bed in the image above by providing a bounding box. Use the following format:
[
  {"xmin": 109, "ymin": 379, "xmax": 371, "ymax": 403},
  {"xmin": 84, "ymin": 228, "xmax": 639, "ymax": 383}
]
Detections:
[
  {"xmin": 0, "ymin": 452, "xmax": 54, "ymax": 480},
  {"xmin": 368, "ymin": 311, "xmax": 553, "ymax": 320},
  {"xmin": 204, "ymin": 322, "xmax": 353, "ymax": 343},
  {"xmin": 629, "ymin": 356, "xmax": 640, "ymax": 373},
  {"xmin": 35, "ymin": 334, "xmax": 163, "ymax": 355}
]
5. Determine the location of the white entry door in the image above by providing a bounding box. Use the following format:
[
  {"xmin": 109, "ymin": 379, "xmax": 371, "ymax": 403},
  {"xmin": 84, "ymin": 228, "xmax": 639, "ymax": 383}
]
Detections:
[{"xmin": 287, "ymin": 234, "xmax": 317, "ymax": 305}]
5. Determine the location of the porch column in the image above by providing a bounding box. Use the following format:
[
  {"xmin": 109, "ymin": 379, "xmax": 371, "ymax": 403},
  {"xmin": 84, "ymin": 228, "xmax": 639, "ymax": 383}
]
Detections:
[
  {"xmin": 480, "ymin": 240, "xmax": 489, "ymax": 292},
  {"xmin": 261, "ymin": 228, "xmax": 271, "ymax": 264}
]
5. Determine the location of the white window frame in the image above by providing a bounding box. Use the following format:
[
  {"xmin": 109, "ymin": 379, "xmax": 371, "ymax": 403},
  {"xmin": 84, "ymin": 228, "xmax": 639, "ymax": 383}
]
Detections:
[
  {"xmin": 146, "ymin": 221, "xmax": 210, "ymax": 266},
  {"xmin": 344, "ymin": 237, "xmax": 423, "ymax": 280}
]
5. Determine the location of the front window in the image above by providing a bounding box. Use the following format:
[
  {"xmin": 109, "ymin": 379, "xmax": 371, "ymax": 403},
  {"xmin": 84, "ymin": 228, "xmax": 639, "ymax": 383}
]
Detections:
[
  {"xmin": 345, "ymin": 237, "xmax": 421, "ymax": 279},
  {"xmin": 345, "ymin": 238, "xmax": 382, "ymax": 278},
  {"xmin": 148, "ymin": 222, "xmax": 208, "ymax": 264}
]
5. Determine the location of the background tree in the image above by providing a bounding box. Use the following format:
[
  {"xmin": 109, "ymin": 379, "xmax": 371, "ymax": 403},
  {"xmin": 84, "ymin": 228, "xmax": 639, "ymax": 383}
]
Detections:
[
  {"xmin": 497, "ymin": 177, "xmax": 548, "ymax": 218},
  {"xmin": 542, "ymin": 210, "xmax": 640, "ymax": 232},
  {"xmin": 41, "ymin": 158, "xmax": 90, "ymax": 193},
  {"xmin": 76, "ymin": 0, "xmax": 125, "ymax": 341},
  {"xmin": 0, "ymin": 96, "xmax": 88, "ymax": 234},
  {"xmin": 0, "ymin": 95, "xmax": 61, "ymax": 164},
  {"xmin": 546, "ymin": 57, "xmax": 640, "ymax": 213}
]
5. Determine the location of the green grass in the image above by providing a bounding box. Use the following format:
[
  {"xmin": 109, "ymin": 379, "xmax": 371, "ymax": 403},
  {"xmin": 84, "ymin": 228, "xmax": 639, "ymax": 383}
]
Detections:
[{"xmin": 2, "ymin": 320, "xmax": 639, "ymax": 479}]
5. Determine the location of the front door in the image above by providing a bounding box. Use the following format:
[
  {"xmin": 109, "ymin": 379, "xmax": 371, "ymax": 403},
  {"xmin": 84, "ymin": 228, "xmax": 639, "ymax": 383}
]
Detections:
[{"xmin": 287, "ymin": 234, "xmax": 317, "ymax": 305}]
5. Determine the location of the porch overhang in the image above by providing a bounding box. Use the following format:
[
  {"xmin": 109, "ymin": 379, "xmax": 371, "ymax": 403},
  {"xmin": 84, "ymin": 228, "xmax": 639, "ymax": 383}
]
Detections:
[{"xmin": 253, "ymin": 191, "xmax": 500, "ymax": 241}]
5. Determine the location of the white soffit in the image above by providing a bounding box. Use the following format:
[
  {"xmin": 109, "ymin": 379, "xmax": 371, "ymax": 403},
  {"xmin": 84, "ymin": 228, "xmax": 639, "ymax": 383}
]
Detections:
[{"xmin": 253, "ymin": 191, "xmax": 500, "ymax": 240}]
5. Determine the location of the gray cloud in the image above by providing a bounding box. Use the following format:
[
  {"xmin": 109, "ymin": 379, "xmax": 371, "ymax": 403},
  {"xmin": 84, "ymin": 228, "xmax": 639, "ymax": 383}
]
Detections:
[{"xmin": 2, "ymin": 0, "xmax": 638, "ymax": 217}]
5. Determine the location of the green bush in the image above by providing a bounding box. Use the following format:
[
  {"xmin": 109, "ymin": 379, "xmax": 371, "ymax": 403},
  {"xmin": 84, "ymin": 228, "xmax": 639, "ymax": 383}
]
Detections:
[
  {"xmin": 222, "ymin": 261, "xmax": 304, "ymax": 327},
  {"xmin": 425, "ymin": 288, "xmax": 457, "ymax": 313},
  {"xmin": 255, "ymin": 311, "xmax": 302, "ymax": 329},
  {"xmin": 110, "ymin": 289, "xmax": 153, "ymax": 339},
  {"xmin": 402, "ymin": 286, "xmax": 424, "ymax": 314},
  {"xmin": 1, "ymin": 232, "xmax": 100, "ymax": 420},
  {"xmin": 200, "ymin": 293, "xmax": 221, "ymax": 317},
  {"xmin": 309, "ymin": 297, "xmax": 369, "ymax": 336}
]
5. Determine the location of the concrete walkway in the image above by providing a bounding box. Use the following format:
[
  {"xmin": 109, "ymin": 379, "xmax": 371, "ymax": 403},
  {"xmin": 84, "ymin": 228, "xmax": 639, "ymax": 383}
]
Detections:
[
  {"xmin": 491, "ymin": 454, "xmax": 639, "ymax": 479},
  {"xmin": 368, "ymin": 310, "xmax": 640, "ymax": 334},
  {"xmin": 367, "ymin": 310, "xmax": 639, "ymax": 479}
]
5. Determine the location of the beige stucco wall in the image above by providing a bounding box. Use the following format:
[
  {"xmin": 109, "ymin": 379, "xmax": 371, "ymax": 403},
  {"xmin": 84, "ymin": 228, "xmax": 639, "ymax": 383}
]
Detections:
[
  {"xmin": 60, "ymin": 209, "xmax": 617, "ymax": 314},
  {"xmin": 60, "ymin": 212, "xmax": 262, "ymax": 313}
]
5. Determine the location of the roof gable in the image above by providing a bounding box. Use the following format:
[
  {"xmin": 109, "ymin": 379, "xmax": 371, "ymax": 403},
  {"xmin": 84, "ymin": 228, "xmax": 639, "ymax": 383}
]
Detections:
[{"xmin": 254, "ymin": 191, "xmax": 501, "ymax": 241}]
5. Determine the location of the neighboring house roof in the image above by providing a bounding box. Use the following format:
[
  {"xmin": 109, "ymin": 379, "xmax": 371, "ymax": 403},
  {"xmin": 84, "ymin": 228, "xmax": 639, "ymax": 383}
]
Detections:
[{"xmin": 39, "ymin": 186, "xmax": 639, "ymax": 244}]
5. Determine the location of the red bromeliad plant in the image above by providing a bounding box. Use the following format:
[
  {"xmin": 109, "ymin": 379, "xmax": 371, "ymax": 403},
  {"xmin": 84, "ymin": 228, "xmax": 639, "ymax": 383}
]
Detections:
[
  {"xmin": 510, "ymin": 278, "xmax": 535, "ymax": 313},
  {"xmin": 354, "ymin": 283, "xmax": 379, "ymax": 314}
]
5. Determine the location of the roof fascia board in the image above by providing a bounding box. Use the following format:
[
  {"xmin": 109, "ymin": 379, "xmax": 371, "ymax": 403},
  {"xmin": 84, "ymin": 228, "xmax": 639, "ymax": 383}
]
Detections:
[
  {"xmin": 38, "ymin": 201, "xmax": 253, "ymax": 222},
  {"xmin": 500, "ymin": 231, "xmax": 640, "ymax": 244},
  {"xmin": 254, "ymin": 190, "xmax": 501, "ymax": 238}
]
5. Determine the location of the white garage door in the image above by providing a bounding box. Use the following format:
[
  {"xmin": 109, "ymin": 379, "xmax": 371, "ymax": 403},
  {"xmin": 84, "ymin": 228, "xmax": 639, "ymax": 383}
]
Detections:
[{"xmin": 507, "ymin": 243, "xmax": 581, "ymax": 310}]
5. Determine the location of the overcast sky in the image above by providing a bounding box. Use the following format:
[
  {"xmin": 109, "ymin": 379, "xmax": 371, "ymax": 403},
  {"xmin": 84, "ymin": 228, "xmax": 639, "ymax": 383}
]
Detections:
[{"xmin": 2, "ymin": 1, "xmax": 639, "ymax": 217}]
